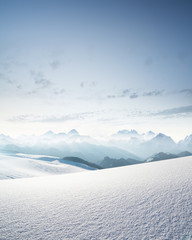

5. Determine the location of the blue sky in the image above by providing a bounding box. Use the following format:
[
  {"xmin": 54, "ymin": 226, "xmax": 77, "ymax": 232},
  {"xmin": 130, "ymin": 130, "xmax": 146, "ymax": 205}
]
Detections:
[{"xmin": 0, "ymin": 0, "xmax": 192, "ymax": 140}]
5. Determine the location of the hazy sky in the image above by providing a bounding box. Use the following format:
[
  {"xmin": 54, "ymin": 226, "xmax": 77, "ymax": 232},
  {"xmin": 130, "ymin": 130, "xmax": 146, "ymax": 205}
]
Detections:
[{"xmin": 0, "ymin": 0, "xmax": 192, "ymax": 140}]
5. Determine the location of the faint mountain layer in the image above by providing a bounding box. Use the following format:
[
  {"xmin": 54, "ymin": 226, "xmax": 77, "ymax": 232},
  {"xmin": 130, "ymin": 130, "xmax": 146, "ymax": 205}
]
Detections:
[
  {"xmin": 100, "ymin": 156, "xmax": 141, "ymax": 168},
  {"xmin": 0, "ymin": 129, "xmax": 192, "ymax": 162},
  {"xmin": 146, "ymin": 151, "xmax": 192, "ymax": 162}
]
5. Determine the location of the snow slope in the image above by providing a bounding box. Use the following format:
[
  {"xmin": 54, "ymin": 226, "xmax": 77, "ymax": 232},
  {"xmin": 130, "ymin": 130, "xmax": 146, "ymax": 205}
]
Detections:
[
  {"xmin": 0, "ymin": 152, "xmax": 95, "ymax": 180},
  {"xmin": 0, "ymin": 157, "xmax": 192, "ymax": 240}
]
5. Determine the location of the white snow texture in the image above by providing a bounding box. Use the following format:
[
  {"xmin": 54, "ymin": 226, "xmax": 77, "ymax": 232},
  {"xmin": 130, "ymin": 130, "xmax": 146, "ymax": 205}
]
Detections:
[{"xmin": 0, "ymin": 156, "xmax": 192, "ymax": 240}]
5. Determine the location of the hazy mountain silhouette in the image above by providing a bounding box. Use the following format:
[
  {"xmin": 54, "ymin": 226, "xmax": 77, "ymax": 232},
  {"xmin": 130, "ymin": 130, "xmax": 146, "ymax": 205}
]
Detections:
[
  {"xmin": 100, "ymin": 156, "xmax": 141, "ymax": 168},
  {"xmin": 146, "ymin": 151, "xmax": 192, "ymax": 162}
]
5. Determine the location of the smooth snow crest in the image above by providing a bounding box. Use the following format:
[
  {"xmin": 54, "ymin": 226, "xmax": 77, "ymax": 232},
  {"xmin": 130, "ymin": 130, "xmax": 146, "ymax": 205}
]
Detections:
[
  {"xmin": 0, "ymin": 156, "xmax": 192, "ymax": 239},
  {"xmin": 0, "ymin": 152, "xmax": 94, "ymax": 180}
]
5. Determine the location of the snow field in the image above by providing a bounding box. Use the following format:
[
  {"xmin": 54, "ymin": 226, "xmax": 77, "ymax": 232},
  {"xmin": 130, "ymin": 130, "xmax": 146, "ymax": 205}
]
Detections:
[{"xmin": 0, "ymin": 156, "xmax": 192, "ymax": 239}]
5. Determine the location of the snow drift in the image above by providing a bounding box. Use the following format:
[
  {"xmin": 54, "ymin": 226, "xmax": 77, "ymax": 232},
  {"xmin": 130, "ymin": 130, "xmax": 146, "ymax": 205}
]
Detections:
[
  {"xmin": 0, "ymin": 152, "xmax": 96, "ymax": 180},
  {"xmin": 0, "ymin": 156, "xmax": 192, "ymax": 239}
]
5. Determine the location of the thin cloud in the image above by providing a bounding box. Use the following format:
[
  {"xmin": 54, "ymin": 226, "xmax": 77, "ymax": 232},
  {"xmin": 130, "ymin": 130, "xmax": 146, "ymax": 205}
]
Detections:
[
  {"xmin": 31, "ymin": 71, "xmax": 51, "ymax": 88},
  {"xmin": 143, "ymin": 90, "xmax": 164, "ymax": 97},
  {"xmin": 50, "ymin": 61, "xmax": 60, "ymax": 70},
  {"xmin": 80, "ymin": 82, "xmax": 84, "ymax": 88},
  {"xmin": 53, "ymin": 88, "xmax": 65, "ymax": 95},
  {"xmin": 154, "ymin": 105, "xmax": 192, "ymax": 117},
  {"xmin": 80, "ymin": 81, "xmax": 96, "ymax": 88},
  {"xmin": 129, "ymin": 93, "xmax": 138, "ymax": 99},
  {"xmin": 122, "ymin": 89, "xmax": 130, "ymax": 96},
  {"xmin": 16, "ymin": 84, "xmax": 22, "ymax": 90},
  {"xmin": 0, "ymin": 72, "xmax": 23, "ymax": 91},
  {"xmin": 0, "ymin": 72, "xmax": 14, "ymax": 84},
  {"xmin": 107, "ymin": 89, "xmax": 131, "ymax": 99},
  {"xmin": 9, "ymin": 112, "xmax": 94, "ymax": 122},
  {"xmin": 0, "ymin": 58, "xmax": 26, "ymax": 71},
  {"xmin": 107, "ymin": 89, "xmax": 163, "ymax": 100},
  {"xmin": 27, "ymin": 90, "xmax": 38, "ymax": 95},
  {"xmin": 35, "ymin": 78, "xmax": 51, "ymax": 88},
  {"xmin": 178, "ymin": 89, "xmax": 192, "ymax": 95},
  {"xmin": 107, "ymin": 95, "xmax": 116, "ymax": 99}
]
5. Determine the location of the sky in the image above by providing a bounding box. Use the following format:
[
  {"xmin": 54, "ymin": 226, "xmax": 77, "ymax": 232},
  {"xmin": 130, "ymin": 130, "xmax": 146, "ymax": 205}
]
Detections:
[{"xmin": 0, "ymin": 0, "xmax": 192, "ymax": 141}]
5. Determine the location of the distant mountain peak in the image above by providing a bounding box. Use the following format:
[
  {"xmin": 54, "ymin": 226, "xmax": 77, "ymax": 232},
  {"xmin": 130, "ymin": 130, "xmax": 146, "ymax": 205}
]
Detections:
[
  {"xmin": 154, "ymin": 133, "xmax": 174, "ymax": 141},
  {"xmin": 68, "ymin": 129, "xmax": 79, "ymax": 135},
  {"xmin": 43, "ymin": 130, "xmax": 54, "ymax": 136},
  {"xmin": 150, "ymin": 133, "xmax": 176, "ymax": 147},
  {"xmin": 156, "ymin": 133, "xmax": 167, "ymax": 138},
  {"xmin": 147, "ymin": 131, "xmax": 155, "ymax": 135},
  {"xmin": 184, "ymin": 134, "xmax": 192, "ymax": 141}
]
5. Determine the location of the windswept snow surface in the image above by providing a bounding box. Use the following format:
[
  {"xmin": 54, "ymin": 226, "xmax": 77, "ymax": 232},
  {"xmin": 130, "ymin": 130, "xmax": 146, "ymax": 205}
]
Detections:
[
  {"xmin": 0, "ymin": 157, "xmax": 192, "ymax": 240},
  {"xmin": 0, "ymin": 152, "xmax": 95, "ymax": 180}
]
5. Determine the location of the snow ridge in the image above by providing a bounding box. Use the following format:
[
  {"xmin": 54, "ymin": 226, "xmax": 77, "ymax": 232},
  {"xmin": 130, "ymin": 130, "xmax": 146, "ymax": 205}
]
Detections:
[{"xmin": 0, "ymin": 157, "xmax": 192, "ymax": 240}]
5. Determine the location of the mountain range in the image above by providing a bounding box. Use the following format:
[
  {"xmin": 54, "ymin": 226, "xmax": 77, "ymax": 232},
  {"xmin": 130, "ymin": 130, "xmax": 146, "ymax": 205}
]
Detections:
[
  {"xmin": 0, "ymin": 129, "xmax": 192, "ymax": 162},
  {"xmin": 100, "ymin": 156, "xmax": 141, "ymax": 168},
  {"xmin": 109, "ymin": 130, "xmax": 192, "ymax": 158},
  {"xmin": 98, "ymin": 151, "xmax": 192, "ymax": 168},
  {"xmin": 146, "ymin": 151, "xmax": 192, "ymax": 162}
]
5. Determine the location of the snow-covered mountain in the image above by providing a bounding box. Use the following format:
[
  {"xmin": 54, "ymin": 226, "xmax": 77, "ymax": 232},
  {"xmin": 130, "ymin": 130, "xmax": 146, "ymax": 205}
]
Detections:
[
  {"xmin": 150, "ymin": 133, "xmax": 175, "ymax": 145},
  {"xmin": 109, "ymin": 130, "xmax": 191, "ymax": 158},
  {"xmin": 178, "ymin": 134, "xmax": 192, "ymax": 151},
  {"xmin": 139, "ymin": 133, "xmax": 177, "ymax": 157},
  {"xmin": 112, "ymin": 129, "xmax": 155, "ymax": 140},
  {"xmin": 0, "ymin": 131, "xmax": 139, "ymax": 163},
  {"xmin": 0, "ymin": 130, "xmax": 191, "ymax": 161},
  {"xmin": 0, "ymin": 156, "xmax": 191, "ymax": 239}
]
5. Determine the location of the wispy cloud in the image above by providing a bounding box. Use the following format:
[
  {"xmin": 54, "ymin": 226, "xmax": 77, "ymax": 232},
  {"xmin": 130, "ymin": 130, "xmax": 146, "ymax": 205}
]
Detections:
[
  {"xmin": 107, "ymin": 95, "xmax": 116, "ymax": 99},
  {"xmin": 80, "ymin": 82, "xmax": 84, "ymax": 88},
  {"xmin": 143, "ymin": 90, "xmax": 164, "ymax": 97},
  {"xmin": 9, "ymin": 112, "xmax": 94, "ymax": 122},
  {"xmin": 121, "ymin": 89, "xmax": 130, "ymax": 96},
  {"xmin": 35, "ymin": 78, "xmax": 51, "ymax": 88},
  {"xmin": 130, "ymin": 93, "xmax": 139, "ymax": 99},
  {"xmin": 31, "ymin": 71, "xmax": 51, "ymax": 88},
  {"xmin": 26, "ymin": 90, "xmax": 38, "ymax": 95},
  {"xmin": 0, "ymin": 72, "xmax": 22, "ymax": 91},
  {"xmin": 107, "ymin": 89, "xmax": 130, "ymax": 99},
  {"xmin": 107, "ymin": 89, "xmax": 164, "ymax": 99},
  {"xmin": 50, "ymin": 60, "xmax": 60, "ymax": 70},
  {"xmin": 0, "ymin": 72, "xmax": 13, "ymax": 84},
  {"xmin": 154, "ymin": 105, "xmax": 192, "ymax": 117},
  {"xmin": 16, "ymin": 84, "xmax": 22, "ymax": 90},
  {"xmin": 120, "ymin": 89, "xmax": 130, "ymax": 98},
  {"xmin": 53, "ymin": 88, "xmax": 65, "ymax": 95},
  {"xmin": 0, "ymin": 58, "xmax": 26, "ymax": 71},
  {"xmin": 178, "ymin": 89, "xmax": 192, "ymax": 95},
  {"xmin": 80, "ymin": 81, "xmax": 96, "ymax": 88}
]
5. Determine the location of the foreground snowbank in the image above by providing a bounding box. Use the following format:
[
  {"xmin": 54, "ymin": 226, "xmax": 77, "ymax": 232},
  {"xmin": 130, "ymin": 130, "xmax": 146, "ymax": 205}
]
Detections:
[
  {"xmin": 0, "ymin": 152, "xmax": 95, "ymax": 180},
  {"xmin": 0, "ymin": 157, "xmax": 192, "ymax": 239}
]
